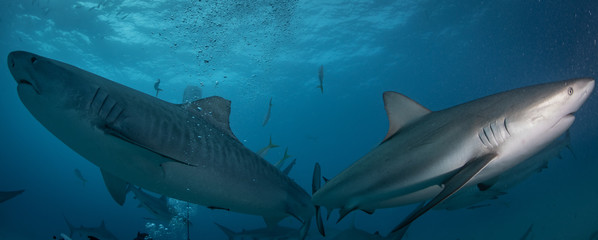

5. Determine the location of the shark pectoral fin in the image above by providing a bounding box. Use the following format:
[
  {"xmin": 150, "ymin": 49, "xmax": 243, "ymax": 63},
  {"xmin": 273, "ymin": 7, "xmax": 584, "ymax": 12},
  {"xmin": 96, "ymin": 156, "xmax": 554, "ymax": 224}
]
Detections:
[
  {"xmin": 392, "ymin": 153, "xmax": 497, "ymax": 232},
  {"xmin": 100, "ymin": 169, "xmax": 130, "ymax": 206},
  {"xmin": 382, "ymin": 92, "xmax": 431, "ymax": 142},
  {"xmin": 337, "ymin": 206, "xmax": 357, "ymax": 223},
  {"xmin": 104, "ymin": 127, "xmax": 195, "ymax": 167},
  {"xmin": 388, "ymin": 215, "xmax": 412, "ymax": 240},
  {"xmin": 181, "ymin": 96, "xmax": 240, "ymax": 142}
]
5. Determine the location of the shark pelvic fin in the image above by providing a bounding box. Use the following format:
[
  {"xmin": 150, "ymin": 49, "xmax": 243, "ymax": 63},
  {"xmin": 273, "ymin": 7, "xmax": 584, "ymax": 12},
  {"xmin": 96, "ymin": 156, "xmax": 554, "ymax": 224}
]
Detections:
[
  {"xmin": 392, "ymin": 153, "xmax": 497, "ymax": 232},
  {"xmin": 100, "ymin": 169, "xmax": 130, "ymax": 206},
  {"xmin": 382, "ymin": 91, "xmax": 431, "ymax": 142},
  {"xmin": 182, "ymin": 96, "xmax": 239, "ymax": 142}
]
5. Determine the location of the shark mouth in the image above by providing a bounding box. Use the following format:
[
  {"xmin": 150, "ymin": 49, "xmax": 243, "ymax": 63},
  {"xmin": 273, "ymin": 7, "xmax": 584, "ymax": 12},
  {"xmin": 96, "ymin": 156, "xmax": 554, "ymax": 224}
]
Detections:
[{"xmin": 17, "ymin": 79, "xmax": 40, "ymax": 94}]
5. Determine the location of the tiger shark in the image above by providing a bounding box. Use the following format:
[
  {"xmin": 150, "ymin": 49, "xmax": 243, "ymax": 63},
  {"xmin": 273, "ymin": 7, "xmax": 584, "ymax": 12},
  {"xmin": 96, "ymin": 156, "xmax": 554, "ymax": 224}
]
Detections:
[
  {"xmin": 312, "ymin": 78, "xmax": 594, "ymax": 234},
  {"xmin": 7, "ymin": 51, "xmax": 313, "ymax": 233}
]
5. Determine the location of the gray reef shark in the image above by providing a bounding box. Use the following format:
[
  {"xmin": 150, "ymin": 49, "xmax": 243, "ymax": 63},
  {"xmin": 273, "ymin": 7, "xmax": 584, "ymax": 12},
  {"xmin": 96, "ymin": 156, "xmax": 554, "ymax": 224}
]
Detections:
[
  {"xmin": 129, "ymin": 186, "xmax": 176, "ymax": 223},
  {"xmin": 215, "ymin": 222, "xmax": 301, "ymax": 240},
  {"xmin": 64, "ymin": 217, "xmax": 119, "ymax": 240},
  {"xmin": 8, "ymin": 51, "xmax": 313, "ymax": 233},
  {"xmin": 312, "ymin": 78, "xmax": 594, "ymax": 234}
]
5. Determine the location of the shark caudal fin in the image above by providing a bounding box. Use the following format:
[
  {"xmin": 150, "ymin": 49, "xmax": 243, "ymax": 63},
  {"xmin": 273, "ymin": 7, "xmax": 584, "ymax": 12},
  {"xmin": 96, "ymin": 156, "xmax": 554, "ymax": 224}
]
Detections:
[{"xmin": 312, "ymin": 162, "xmax": 325, "ymax": 236}]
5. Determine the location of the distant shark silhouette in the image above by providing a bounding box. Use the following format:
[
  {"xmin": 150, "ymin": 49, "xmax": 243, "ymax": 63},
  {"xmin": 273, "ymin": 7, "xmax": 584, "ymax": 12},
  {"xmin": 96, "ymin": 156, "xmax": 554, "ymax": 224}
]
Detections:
[
  {"xmin": 215, "ymin": 222, "xmax": 300, "ymax": 240},
  {"xmin": 317, "ymin": 65, "xmax": 323, "ymax": 94},
  {"xmin": 129, "ymin": 186, "xmax": 177, "ymax": 223},
  {"xmin": 262, "ymin": 97, "xmax": 272, "ymax": 127},
  {"xmin": 64, "ymin": 217, "xmax": 119, "ymax": 240},
  {"xmin": 8, "ymin": 51, "xmax": 313, "ymax": 233},
  {"xmin": 312, "ymin": 78, "xmax": 594, "ymax": 234}
]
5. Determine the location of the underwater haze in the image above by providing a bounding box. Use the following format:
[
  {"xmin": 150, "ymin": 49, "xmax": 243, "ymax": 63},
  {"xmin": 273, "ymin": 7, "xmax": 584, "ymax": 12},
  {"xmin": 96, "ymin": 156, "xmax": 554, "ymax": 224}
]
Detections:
[{"xmin": 1, "ymin": 0, "xmax": 598, "ymax": 239}]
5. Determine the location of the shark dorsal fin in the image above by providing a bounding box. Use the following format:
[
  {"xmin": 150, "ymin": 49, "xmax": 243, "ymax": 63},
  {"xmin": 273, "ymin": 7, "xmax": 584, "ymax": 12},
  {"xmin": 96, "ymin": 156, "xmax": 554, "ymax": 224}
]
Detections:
[
  {"xmin": 182, "ymin": 96, "xmax": 239, "ymax": 142},
  {"xmin": 382, "ymin": 91, "xmax": 431, "ymax": 142}
]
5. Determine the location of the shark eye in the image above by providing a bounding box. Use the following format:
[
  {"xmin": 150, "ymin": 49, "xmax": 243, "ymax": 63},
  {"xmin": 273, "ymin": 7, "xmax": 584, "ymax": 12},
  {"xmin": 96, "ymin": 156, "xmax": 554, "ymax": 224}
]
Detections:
[
  {"xmin": 567, "ymin": 87, "xmax": 574, "ymax": 95},
  {"xmin": 30, "ymin": 57, "xmax": 37, "ymax": 64}
]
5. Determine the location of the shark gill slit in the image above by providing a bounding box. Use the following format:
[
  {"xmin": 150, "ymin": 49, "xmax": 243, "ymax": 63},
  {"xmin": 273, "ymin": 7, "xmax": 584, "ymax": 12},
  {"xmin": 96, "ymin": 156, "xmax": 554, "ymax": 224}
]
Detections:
[
  {"xmin": 98, "ymin": 93, "xmax": 109, "ymax": 116},
  {"xmin": 89, "ymin": 87, "xmax": 101, "ymax": 109},
  {"xmin": 483, "ymin": 127, "xmax": 493, "ymax": 147},
  {"xmin": 491, "ymin": 122, "xmax": 504, "ymax": 145},
  {"xmin": 104, "ymin": 102, "xmax": 118, "ymax": 121},
  {"xmin": 503, "ymin": 118, "xmax": 511, "ymax": 136}
]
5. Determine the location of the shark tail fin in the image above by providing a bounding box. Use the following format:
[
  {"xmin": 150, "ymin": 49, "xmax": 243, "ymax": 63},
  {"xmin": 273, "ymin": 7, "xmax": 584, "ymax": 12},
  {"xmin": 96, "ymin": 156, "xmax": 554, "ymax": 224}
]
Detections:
[
  {"xmin": 316, "ymin": 84, "xmax": 323, "ymax": 93},
  {"xmin": 312, "ymin": 162, "xmax": 325, "ymax": 236},
  {"xmin": 214, "ymin": 222, "xmax": 236, "ymax": 240}
]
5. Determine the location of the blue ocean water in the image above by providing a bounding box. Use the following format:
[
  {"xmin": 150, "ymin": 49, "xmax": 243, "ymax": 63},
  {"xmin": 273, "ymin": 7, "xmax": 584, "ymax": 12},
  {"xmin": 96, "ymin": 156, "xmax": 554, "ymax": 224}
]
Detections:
[{"xmin": 1, "ymin": 0, "xmax": 597, "ymax": 239}]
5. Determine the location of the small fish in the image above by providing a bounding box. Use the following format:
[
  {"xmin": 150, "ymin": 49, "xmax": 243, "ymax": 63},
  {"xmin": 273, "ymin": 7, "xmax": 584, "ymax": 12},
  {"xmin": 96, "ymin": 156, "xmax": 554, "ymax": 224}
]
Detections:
[
  {"xmin": 317, "ymin": 65, "xmax": 324, "ymax": 94},
  {"xmin": 262, "ymin": 97, "xmax": 272, "ymax": 127},
  {"xmin": 519, "ymin": 224, "xmax": 533, "ymax": 240},
  {"xmin": 274, "ymin": 147, "xmax": 291, "ymax": 169},
  {"xmin": 282, "ymin": 159, "xmax": 296, "ymax": 175},
  {"xmin": 154, "ymin": 79, "xmax": 162, "ymax": 97},
  {"xmin": 74, "ymin": 169, "xmax": 87, "ymax": 187},
  {"xmin": 256, "ymin": 136, "xmax": 279, "ymax": 157}
]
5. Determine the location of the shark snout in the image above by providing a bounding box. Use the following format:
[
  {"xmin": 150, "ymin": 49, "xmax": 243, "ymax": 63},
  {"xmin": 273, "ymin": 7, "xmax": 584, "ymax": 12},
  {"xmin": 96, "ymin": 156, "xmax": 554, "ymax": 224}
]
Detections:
[{"xmin": 8, "ymin": 51, "xmax": 41, "ymax": 94}]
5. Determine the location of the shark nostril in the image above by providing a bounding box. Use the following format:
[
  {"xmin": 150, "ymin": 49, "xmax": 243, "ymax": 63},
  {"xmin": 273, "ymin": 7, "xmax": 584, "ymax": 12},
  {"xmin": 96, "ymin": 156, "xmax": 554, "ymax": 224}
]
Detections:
[{"xmin": 30, "ymin": 57, "xmax": 37, "ymax": 64}]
